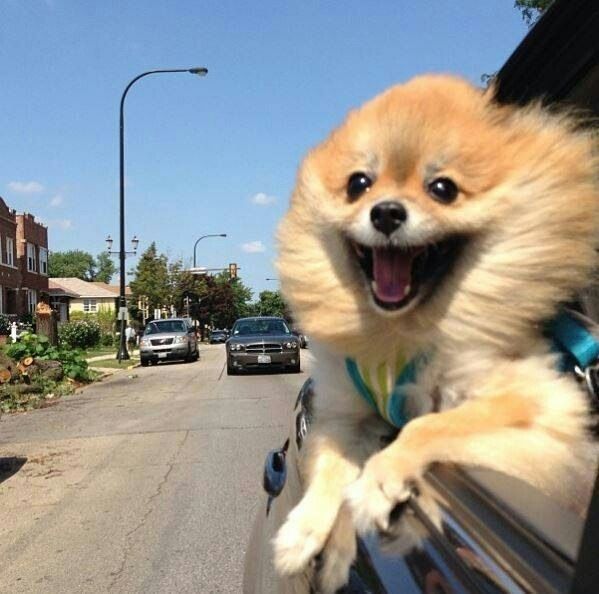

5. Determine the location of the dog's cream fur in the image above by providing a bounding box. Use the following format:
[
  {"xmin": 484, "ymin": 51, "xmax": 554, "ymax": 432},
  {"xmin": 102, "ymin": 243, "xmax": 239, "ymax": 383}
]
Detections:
[{"xmin": 274, "ymin": 75, "xmax": 599, "ymax": 593}]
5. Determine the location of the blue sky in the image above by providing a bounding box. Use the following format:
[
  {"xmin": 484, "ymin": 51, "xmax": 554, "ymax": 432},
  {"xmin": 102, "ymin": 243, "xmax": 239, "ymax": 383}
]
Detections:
[{"xmin": 1, "ymin": 0, "xmax": 529, "ymax": 298}]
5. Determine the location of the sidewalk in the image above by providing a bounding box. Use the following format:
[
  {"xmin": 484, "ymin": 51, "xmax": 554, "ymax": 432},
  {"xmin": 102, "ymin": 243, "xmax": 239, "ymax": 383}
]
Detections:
[{"xmin": 85, "ymin": 350, "xmax": 140, "ymax": 362}]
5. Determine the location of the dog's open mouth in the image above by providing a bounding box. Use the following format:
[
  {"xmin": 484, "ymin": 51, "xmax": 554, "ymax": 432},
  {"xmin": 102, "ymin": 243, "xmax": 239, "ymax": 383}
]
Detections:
[{"xmin": 350, "ymin": 236, "xmax": 466, "ymax": 311}]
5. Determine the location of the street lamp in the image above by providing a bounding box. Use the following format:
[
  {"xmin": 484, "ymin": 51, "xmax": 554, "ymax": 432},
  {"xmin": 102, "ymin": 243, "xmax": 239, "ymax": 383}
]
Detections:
[
  {"xmin": 106, "ymin": 235, "xmax": 139, "ymax": 256},
  {"xmin": 116, "ymin": 66, "xmax": 208, "ymax": 361},
  {"xmin": 193, "ymin": 233, "xmax": 227, "ymax": 268}
]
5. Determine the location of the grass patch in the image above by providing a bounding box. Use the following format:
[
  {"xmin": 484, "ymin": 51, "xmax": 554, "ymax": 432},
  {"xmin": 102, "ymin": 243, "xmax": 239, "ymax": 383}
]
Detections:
[
  {"xmin": 0, "ymin": 378, "xmax": 90, "ymax": 414},
  {"xmin": 88, "ymin": 358, "xmax": 140, "ymax": 370},
  {"xmin": 82, "ymin": 346, "xmax": 118, "ymax": 359}
]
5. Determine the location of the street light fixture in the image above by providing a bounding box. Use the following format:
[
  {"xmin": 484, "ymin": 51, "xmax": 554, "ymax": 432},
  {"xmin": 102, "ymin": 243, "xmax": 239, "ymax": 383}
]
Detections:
[
  {"xmin": 193, "ymin": 233, "xmax": 227, "ymax": 268},
  {"xmin": 116, "ymin": 66, "xmax": 208, "ymax": 362},
  {"xmin": 106, "ymin": 235, "xmax": 139, "ymax": 256}
]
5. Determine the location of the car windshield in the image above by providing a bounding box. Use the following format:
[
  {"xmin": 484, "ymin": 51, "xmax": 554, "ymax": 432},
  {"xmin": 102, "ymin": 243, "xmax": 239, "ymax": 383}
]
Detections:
[
  {"xmin": 232, "ymin": 319, "xmax": 290, "ymax": 336},
  {"xmin": 144, "ymin": 321, "xmax": 187, "ymax": 335}
]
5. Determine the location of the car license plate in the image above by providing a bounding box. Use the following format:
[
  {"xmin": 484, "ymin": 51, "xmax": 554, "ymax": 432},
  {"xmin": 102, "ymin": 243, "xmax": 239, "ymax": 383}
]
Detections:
[
  {"xmin": 158, "ymin": 353, "xmax": 167, "ymax": 359},
  {"xmin": 257, "ymin": 355, "xmax": 271, "ymax": 364}
]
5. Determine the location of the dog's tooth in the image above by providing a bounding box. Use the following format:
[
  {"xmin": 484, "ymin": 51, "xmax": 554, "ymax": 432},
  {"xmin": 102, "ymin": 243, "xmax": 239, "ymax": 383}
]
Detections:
[
  {"xmin": 371, "ymin": 280, "xmax": 377, "ymax": 292},
  {"xmin": 403, "ymin": 284, "xmax": 411, "ymax": 297}
]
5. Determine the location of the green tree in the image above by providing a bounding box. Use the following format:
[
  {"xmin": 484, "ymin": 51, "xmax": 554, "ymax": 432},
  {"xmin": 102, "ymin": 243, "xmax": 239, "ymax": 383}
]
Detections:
[
  {"xmin": 49, "ymin": 250, "xmax": 95, "ymax": 279},
  {"xmin": 129, "ymin": 243, "xmax": 170, "ymax": 314},
  {"xmin": 94, "ymin": 251, "xmax": 116, "ymax": 283},
  {"xmin": 213, "ymin": 273, "xmax": 253, "ymax": 326},
  {"xmin": 252, "ymin": 290, "xmax": 288, "ymax": 318},
  {"xmin": 514, "ymin": 0, "xmax": 554, "ymax": 26},
  {"xmin": 49, "ymin": 250, "xmax": 117, "ymax": 283}
]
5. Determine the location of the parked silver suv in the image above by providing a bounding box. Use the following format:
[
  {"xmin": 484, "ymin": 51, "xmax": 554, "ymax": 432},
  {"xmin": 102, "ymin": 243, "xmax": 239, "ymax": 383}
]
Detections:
[{"xmin": 139, "ymin": 318, "xmax": 199, "ymax": 366}]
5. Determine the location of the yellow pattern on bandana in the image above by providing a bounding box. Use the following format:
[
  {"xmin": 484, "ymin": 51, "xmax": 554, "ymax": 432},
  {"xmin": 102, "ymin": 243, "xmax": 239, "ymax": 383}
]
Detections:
[{"xmin": 345, "ymin": 351, "xmax": 421, "ymax": 428}]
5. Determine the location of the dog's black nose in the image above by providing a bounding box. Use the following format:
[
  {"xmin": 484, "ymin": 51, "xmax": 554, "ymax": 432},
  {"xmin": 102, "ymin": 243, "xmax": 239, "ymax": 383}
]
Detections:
[{"xmin": 370, "ymin": 201, "xmax": 407, "ymax": 236}]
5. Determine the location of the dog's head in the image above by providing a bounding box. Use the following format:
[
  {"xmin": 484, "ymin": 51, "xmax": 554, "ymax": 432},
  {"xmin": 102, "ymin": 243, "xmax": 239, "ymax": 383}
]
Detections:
[{"xmin": 277, "ymin": 75, "xmax": 599, "ymax": 357}]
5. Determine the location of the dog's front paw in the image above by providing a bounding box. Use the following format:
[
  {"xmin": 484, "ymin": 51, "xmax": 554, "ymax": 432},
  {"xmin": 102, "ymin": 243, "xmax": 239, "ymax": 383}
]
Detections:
[
  {"xmin": 345, "ymin": 451, "xmax": 413, "ymax": 535},
  {"xmin": 273, "ymin": 501, "xmax": 335, "ymax": 576}
]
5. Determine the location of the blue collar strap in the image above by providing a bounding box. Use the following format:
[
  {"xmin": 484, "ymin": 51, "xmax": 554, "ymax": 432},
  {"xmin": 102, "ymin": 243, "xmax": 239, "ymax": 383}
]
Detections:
[
  {"xmin": 548, "ymin": 310, "xmax": 599, "ymax": 370},
  {"xmin": 346, "ymin": 310, "xmax": 598, "ymax": 428}
]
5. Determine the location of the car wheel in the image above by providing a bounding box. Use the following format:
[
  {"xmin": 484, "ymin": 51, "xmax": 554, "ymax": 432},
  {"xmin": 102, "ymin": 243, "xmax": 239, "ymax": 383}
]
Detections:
[
  {"xmin": 194, "ymin": 349, "xmax": 200, "ymax": 361},
  {"xmin": 141, "ymin": 359, "xmax": 149, "ymax": 367},
  {"xmin": 227, "ymin": 360, "xmax": 237, "ymax": 375},
  {"xmin": 290, "ymin": 361, "xmax": 301, "ymax": 373}
]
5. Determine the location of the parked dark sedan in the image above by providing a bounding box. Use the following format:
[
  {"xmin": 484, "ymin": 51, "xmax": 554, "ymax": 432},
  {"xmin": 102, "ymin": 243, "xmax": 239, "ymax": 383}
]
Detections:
[
  {"xmin": 209, "ymin": 330, "xmax": 228, "ymax": 344},
  {"xmin": 226, "ymin": 317, "xmax": 300, "ymax": 375}
]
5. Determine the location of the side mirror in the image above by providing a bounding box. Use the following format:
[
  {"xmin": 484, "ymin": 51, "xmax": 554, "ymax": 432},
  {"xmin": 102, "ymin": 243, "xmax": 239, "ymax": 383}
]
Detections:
[{"xmin": 263, "ymin": 439, "xmax": 290, "ymax": 515}]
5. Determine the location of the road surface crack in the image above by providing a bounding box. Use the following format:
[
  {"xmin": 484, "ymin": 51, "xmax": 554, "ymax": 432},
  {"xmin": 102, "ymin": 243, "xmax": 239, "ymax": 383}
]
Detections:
[{"xmin": 108, "ymin": 430, "xmax": 190, "ymax": 590}]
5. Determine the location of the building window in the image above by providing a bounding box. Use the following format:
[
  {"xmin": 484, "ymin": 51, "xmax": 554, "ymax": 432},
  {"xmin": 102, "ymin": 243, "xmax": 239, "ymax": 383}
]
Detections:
[
  {"xmin": 6, "ymin": 237, "xmax": 14, "ymax": 267},
  {"xmin": 0, "ymin": 286, "xmax": 3, "ymax": 314},
  {"xmin": 28, "ymin": 289, "xmax": 37, "ymax": 314},
  {"xmin": 83, "ymin": 299, "xmax": 97, "ymax": 313},
  {"xmin": 39, "ymin": 247, "xmax": 48, "ymax": 275},
  {"xmin": 27, "ymin": 243, "xmax": 37, "ymax": 272}
]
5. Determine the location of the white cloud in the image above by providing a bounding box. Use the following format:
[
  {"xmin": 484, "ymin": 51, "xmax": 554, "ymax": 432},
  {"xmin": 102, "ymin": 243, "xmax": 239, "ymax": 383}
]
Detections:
[
  {"xmin": 241, "ymin": 240, "xmax": 266, "ymax": 253},
  {"xmin": 251, "ymin": 192, "xmax": 277, "ymax": 206},
  {"xmin": 47, "ymin": 219, "xmax": 73, "ymax": 230},
  {"xmin": 49, "ymin": 194, "xmax": 63, "ymax": 207},
  {"xmin": 7, "ymin": 180, "xmax": 45, "ymax": 194}
]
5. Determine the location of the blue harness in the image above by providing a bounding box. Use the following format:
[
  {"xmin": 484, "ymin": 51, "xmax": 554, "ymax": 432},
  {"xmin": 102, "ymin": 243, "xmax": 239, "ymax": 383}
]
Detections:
[{"xmin": 345, "ymin": 310, "xmax": 599, "ymax": 429}]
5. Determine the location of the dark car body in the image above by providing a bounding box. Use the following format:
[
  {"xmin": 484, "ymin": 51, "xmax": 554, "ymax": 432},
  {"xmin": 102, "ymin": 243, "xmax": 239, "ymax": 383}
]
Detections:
[
  {"xmin": 292, "ymin": 329, "xmax": 308, "ymax": 349},
  {"xmin": 244, "ymin": 1, "xmax": 599, "ymax": 592},
  {"xmin": 210, "ymin": 330, "xmax": 228, "ymax": 344},
  {"xmin": 226, "ymin": 317, "xmax": 300, "ymax": 375},
  {"xmin": 244, "ymin": 378, "xmax": 592, "ymax": 594}
]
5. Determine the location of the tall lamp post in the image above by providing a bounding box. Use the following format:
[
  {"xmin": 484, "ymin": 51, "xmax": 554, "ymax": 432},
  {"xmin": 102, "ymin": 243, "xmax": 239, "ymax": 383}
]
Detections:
[
  {"xmin": 193, "ymin": 233, "xmax": 227, "ymax": 268},
  {"xmin": 117, "ymin": 66, "xmax": 208, "ymax": 361}
]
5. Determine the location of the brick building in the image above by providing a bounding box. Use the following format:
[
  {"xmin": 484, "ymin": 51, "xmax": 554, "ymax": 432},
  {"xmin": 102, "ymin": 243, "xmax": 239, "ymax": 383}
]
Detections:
[{"xmin": 0, "ymin": 197, "xmax": 49, "ymax": 316}]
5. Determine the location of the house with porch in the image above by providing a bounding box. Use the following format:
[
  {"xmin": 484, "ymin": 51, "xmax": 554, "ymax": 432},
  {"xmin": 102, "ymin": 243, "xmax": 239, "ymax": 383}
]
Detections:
[{"xmin": 48, "ymin": 278, "xmax": 131, "ymax": 322}]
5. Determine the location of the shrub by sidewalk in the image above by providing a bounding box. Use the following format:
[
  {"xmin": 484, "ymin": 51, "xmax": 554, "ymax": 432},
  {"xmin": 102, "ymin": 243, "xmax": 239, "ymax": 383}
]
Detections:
[{"xmin": 0, "ymin": 332, "xmax": 99, "ymax": 413}]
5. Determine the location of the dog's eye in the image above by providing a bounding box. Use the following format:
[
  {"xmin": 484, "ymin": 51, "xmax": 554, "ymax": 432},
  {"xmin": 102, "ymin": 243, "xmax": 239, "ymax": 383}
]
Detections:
[
  {"xmin": 347, "ymin": 172, "xmax": 372, "ymax": 202},
  {"xmin": 427, "ymin": 177, "xmax": 459, "ymax": 204}
]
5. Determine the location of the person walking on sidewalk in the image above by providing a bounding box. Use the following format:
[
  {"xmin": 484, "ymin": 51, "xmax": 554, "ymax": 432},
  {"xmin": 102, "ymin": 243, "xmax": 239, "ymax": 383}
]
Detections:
[{"xmin": 125, "ymin": 325, "xmax": 137, "ymax": 348}]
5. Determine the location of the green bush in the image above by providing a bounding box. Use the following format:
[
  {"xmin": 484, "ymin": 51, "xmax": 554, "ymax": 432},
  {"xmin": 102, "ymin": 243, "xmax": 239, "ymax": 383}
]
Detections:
[
  {"xmin": 100, "ymin": 332, "xmax": 114, "ymax": 347},
  {"xmin": 0, "ymin": 314, "xmax": 11, "ymax": 335},
  {"xmin": 6, "ymin": 332, "xmax": 94, "ymax": 381},
  {"xmin": 59, "ymin": 319, "xmax": 101, "ymax": 349}
]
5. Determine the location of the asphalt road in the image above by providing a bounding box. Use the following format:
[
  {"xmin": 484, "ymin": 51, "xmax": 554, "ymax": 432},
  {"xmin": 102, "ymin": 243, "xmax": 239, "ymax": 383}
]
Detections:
[{"xmin": 0, "ymin": 344, "xmax": 312, "ymax": 593}]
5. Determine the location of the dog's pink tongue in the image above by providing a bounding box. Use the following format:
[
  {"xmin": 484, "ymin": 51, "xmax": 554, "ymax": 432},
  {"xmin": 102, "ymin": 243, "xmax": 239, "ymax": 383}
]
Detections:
[{"xmin": 372, "ymin": 247, "xmax": 414, "ymax": 303}]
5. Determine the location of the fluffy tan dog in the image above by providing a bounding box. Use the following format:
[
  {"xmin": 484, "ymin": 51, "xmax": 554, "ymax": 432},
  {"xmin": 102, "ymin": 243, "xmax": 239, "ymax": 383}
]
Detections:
[{"xmin": 274, "ymin": 74, "xmax": 599, "ymax": 593}]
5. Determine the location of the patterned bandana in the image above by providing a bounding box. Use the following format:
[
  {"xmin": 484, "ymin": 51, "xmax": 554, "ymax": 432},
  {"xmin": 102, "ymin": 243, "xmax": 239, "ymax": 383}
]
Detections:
[{"xmin": 345, "ymin": 352, "xmax": 427, "ymax": 429}]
